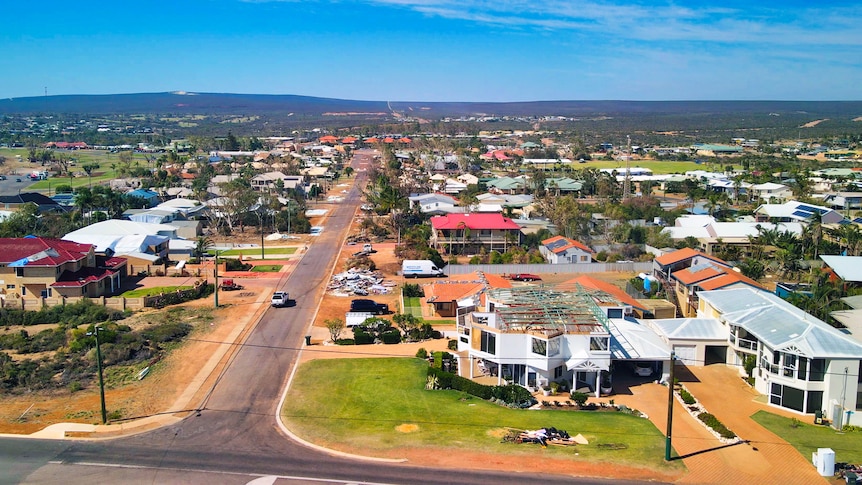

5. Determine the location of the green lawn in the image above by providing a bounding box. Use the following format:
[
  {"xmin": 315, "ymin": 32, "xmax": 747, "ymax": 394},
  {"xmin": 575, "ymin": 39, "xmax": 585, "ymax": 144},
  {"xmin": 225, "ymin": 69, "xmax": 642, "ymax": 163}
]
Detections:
[
  {"xmin": 282, "ymin": 358, "xmax": 683, "ymax": 472},
  {"xmin": 403, "ymin": 296, "xmax": 423, "ymax": 318},
  {"xmin": 563, "ymin": 160, "xmax": 723, "ymax": 175},
  {"xmin": 251, "ymin": 264, "xmax": 283, "ymax": 272},
  {"xmin": 751, "ymin": 410, "xmax": 862, "ymax": 464},
  {"xmin": 213, "ymin": 247, "xmax": 296, "ymax": 257},
  {"xmin": 120, "ymin": 286, "xmax": 193, "ymax": 298}
]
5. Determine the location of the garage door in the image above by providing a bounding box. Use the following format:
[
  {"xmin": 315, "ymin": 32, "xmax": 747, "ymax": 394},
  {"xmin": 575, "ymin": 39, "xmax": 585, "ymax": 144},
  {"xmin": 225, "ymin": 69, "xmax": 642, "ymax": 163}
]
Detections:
[{"xmin": 673, "ymin": 345, "xmax": 697, "ymax": 366}]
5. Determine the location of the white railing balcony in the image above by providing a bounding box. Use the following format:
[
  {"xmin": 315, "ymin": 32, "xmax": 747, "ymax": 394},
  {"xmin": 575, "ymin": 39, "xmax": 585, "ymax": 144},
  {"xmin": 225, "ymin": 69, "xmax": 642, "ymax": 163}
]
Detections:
[{"xmin": 737, "ymin": 338, "xmax": 758, "ymax": 352}]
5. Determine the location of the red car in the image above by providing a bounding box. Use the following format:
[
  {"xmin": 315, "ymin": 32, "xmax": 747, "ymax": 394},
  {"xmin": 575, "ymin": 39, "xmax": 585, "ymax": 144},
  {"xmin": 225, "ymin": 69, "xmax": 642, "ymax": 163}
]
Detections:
[{"xmin": 510, "ymin": 273, "xmax": 542, "ymax": 282}]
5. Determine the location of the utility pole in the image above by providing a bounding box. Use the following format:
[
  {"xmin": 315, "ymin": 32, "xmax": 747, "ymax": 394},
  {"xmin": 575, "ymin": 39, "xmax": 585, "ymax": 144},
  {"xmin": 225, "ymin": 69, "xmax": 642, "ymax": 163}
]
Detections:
[
  {"xmin": 88, "ymin": 325, "xmax": 107, "ymax": 424},
  {"xmin": 213, "ymin": 250, "xmax": 219, "ymax": 308},
  {"xmin": 665, "ymin": 351, "xmax": 676, "ymax": 461}
]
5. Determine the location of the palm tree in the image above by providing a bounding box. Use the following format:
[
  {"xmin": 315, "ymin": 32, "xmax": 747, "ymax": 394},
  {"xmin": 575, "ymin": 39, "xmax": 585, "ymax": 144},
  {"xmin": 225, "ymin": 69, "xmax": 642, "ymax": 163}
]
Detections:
[
  {"xmin": 194, "ymin": 236, "xmax": 214, "ymax": 261},
  {"xmin": 74, "ymin": 187, "xmax": 95, "ymax": 226}
]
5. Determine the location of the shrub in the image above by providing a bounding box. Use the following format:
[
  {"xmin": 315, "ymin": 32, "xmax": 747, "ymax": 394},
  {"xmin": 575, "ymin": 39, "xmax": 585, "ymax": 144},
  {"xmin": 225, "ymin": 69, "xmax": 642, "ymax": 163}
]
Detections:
[
  {"xmin": 225, "ymin": 259, "xmax": 252, "ymax": 271},
  {"xmin": 415, "ymin": 347, "xmax": 427, "ymax": 359},
  {"xmin": 698, "ymin": 412, "xmax": 736, "ymax": 439},
  {"xmin": 402, "ymin": 284, "xmax": 423, "ymax": 297},
  {"xmin": 335, "ymin": 338, "xmax": 355, "ymax": 345},
  {"xmin": 447, "ymin": 339, "xmax": 457, "ymax": 351},
  {"xmin": 679, "ymin": 388, "xmax": 696, "ymax": 405},
  {"xmin": 427, "ymin": 367, "xmax": 532, "ymax": 405},
  {"xmin": 353, "ymin": 329, "xmax": 374, "ymax": 345},
  {"xmin": 381, "ymin": 330, "xmax": 401, "ymax": 344},
  {"xmin": 141, "ymin": 322, "xmax": 192, "ymax": 343},
  {"xmin": 571, "ymin": 391, "xmax": 589, "ymax": 407}
]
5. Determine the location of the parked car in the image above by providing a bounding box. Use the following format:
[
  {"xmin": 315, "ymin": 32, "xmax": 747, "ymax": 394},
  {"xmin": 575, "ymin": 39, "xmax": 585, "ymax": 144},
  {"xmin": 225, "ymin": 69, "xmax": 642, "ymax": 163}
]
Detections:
[
  {"xmin": 15, "ymin": 178, "xmax": 22, "ymax": 182},
  {"xmin": 350, "ymin": 299, "xmax": 389, "ymax": 315},
  {"xmin": 271, "ymin": 291, "xmax": 289, "ymax": 307},
  {"xmin": 0, "ymin": 175, "xmax": 6, "ymax": 180},
  {"xmin": 633, "ymin": 362, "xmax": 653, "ymax": 377}
]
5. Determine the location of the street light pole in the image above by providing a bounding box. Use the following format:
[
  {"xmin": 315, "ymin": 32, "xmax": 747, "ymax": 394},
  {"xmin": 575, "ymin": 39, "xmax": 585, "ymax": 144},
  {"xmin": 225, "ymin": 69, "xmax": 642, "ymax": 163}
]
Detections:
[{"xmin": 88, "ymin": 325, "xmax": 107, "ymax": 424}]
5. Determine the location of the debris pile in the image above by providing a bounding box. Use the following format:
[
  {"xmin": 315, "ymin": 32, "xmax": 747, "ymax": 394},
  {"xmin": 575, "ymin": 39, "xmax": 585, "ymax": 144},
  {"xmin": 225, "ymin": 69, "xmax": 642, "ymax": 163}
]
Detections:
[
  {"xmin": 328, "ymin": 268, "xmax": 396, "ymax": 296},
  {"xmin": 501, "ymin": 427, "xmax": 585, "ymax": 448}
]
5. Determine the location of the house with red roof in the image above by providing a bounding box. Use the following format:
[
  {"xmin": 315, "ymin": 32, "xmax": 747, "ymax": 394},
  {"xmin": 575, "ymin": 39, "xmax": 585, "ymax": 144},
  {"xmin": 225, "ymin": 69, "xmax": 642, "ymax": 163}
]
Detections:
[
  {"xmin": 430, "ymin": 213, "xmax": 522, "ymax": 254},
  {"xmin": 539, "ymin": 235, "xmax": 593, "ymax": 264},
  {"xmin": 0, "ymin": 237, "xmax": 126, "ymax": 304},
  {"xmin": 666, "ymin": 254, "xmax": 763, "ymax": 317}
]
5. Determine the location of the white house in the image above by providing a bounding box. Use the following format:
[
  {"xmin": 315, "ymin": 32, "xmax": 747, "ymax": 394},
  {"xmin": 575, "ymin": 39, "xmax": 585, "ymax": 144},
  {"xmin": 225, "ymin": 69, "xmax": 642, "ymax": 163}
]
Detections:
[
  {"xmin": 407, "ymin": 193, "xmax": 462, "ymax": 215},
  {"xmin": 749, "ymin": 182, "xmax": 793, "ymax": 202},
  {"xmin": 694, "ymin": 288, "xmax": 862, "ymax": 426},
  {"xmin": 457, "ymin": 278, "xmax": 670, "ymax": 397},
  {"xmin": 539, "ymin": 235, "xmax": 593, "ymax": 264}
]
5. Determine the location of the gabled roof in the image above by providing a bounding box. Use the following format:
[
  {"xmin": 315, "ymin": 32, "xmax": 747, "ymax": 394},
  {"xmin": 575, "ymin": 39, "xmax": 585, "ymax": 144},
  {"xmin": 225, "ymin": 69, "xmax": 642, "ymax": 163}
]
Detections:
[
  {"xmin": 654, "ymin": 248, "xmax": 725, "ymax": 267},
  {"xmin": 820, "ymin": 255, "xmax": 862, "ymax": 282},
  {"xmin": 0, "ymin": 237, "xmax": 92, "ymax": 267},
  {"xmin": 557, "ymin": 275, "xmax": 647, "ymax": 312},
  {"xmin": 542, "ymin": 235, "xmax": 592, "ymax": 254},
  {"xmin": 696, "ymin": 272, "xmax": 762, "ymax": 291},
  {"xmin": 430, "ymin": 213, "xmax": 521, "ymax": 230},
  {"xmin": 424, "ymin": 282, "xmax": 484, "ymax": 303},
  {"xmin": 647, "ymin": 318, "xmax": 728, "ymax": 341},
  {"xmin": 52, "ymin": 266, "xmax": 116, "ymax": 288},
  {"xmin": 672, "ymin": 265, "xmax": 724, "ymax": 285},
  {"xmin": 699, "ymin": 287, "xmax": 862, "ymax": 359}
]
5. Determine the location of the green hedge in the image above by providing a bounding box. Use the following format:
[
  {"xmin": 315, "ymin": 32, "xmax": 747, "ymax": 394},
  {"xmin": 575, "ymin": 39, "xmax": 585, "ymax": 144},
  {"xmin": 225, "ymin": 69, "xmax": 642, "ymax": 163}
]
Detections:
[
  {"xmin": 679, "ymin": 388, "xmax": 696, "ymax": 405},
  {"xmin": 427, "ymin": 367, "xmax": 532, "ymax": 406},
  {"xmin": 698, "ymin": 412, "xmax": 736, "ymax": 439}
]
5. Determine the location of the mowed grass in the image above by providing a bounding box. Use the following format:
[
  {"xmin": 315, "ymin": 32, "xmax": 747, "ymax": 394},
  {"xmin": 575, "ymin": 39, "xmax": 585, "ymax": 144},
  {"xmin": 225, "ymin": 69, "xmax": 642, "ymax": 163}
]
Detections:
[
  {"xmin": 282, "ymin": 358, "xmax": 682, "ymax": 472},
  {"xmin": 251, "ymin": 264, "xmax": 282, "ymax": 272},
  {"xmin": 120, "ymin": 286, "xmax": 192, "ymax": 298},
  {"xmin": 562, "ymin": 160, "xmax": 719, "ymax": 175},
  {"xmin": 213, "ymin": 247, "xmax": 296, "ymax": 257},
  {"xmin": 403, "ymin": 296, "xmax": 423, "ymax": 318},
  {"xmin": 751, "ymin": 410, "xmax": 862, "ymax": 464}
]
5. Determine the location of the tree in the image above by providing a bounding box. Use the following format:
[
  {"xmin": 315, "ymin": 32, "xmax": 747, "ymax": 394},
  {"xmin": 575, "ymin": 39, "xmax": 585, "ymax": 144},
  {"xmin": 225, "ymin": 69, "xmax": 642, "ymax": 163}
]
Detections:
[
  {"xmin": 325, "ymin": 318, "xmax": 345, "ymax": 343},
  {"xmin": 392, "ymin": 313, "xmax": 418, "ymax": 339},
  {"xmin": 194, "ymin": 236, "xmax": 214, "ymax": 260},
  {"xmin": 215, "ymin": 179, "xmax": 257, "ymax": 234},
  {"xmin": 344, "ymin": 166, "xmax": 354, "ymax": 178}
]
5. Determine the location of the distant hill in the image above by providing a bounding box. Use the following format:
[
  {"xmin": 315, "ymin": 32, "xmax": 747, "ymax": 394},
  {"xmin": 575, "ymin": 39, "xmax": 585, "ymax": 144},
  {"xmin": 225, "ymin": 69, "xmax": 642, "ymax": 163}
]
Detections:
[{"xmin": 1, "ymin": 92, "xmax": 860, "ymax": 118}]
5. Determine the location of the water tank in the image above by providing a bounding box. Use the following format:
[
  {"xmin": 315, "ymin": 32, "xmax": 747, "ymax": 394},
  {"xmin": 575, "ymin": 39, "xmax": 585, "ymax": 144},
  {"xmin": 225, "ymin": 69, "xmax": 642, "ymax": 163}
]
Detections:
[{"xmin": 812, "ymin": 448, "xmax": 834, "ymax": 477}]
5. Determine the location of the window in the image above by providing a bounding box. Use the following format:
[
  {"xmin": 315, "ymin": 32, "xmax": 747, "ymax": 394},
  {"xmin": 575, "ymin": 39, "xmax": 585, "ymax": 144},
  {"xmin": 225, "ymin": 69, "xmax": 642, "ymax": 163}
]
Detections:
[
  {"xmin": 15, "ymin": 268, "xmax": 24, "ymax": 277},
  {"xmin": 547, "ymin": 337, "xmax": 561, "ymax": 357},
  {"xmin": 797, "ymin": 357, "xmax": 808, "ymax": 381},
  {"xmin": 554, "ymin": 365, "xmax": 564, "ymax": 379},
  {"xmin": 480, "ymin": 331, "xmax": 496, "ymax": 355},
  {"xmin": 531, "ymin": 338, "xmax": 547, "ymax": 356},
  {"xmin": 590, "ymin": 336, "xmax": 609, "ymax": 351},
  {"xmin": 806, "ymin": 391, "xmax": 823, "ymax": 414},
  {"xmin": 5, "ymin": 284, "xmax": 14, "ymax": 290},
  {"xmin": 607, "ymin": 308, "xmax": 623, "ymax": 319},
  {"xmin": 809, "ymin": 359, "xmax": 826, "ymax": 381},
  {"xmin": 580, "ymin": 255, "xmax": 589, "ymax": 262}
]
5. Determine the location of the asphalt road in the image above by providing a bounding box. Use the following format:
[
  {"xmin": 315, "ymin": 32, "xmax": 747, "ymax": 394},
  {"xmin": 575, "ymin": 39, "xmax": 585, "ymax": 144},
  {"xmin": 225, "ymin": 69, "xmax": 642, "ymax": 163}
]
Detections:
[{"xmin": 1, "ymin": 150, "xmax": 661, "ymax": 485}]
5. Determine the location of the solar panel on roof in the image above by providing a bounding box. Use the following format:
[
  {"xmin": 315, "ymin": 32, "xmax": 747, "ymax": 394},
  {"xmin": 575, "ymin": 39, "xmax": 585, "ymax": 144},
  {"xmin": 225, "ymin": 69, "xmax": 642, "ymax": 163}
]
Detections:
[
  {"xmin": 853, "ymin": 217, "xmax": 862, "ymax": 224},
  {"xmin": 792, "ymin": 210, "xmax": 814, "ymax": 218},
  {"xmin": 546, "ymin": 239, "xmax": 569, "ymax": 250},
  {"xmin": 839, "ymin": 220, "xmax": 851, "ymax": 225},
  {"xmin": 797, "ymin": 204, "xmax": 827, "ymax": 215}
]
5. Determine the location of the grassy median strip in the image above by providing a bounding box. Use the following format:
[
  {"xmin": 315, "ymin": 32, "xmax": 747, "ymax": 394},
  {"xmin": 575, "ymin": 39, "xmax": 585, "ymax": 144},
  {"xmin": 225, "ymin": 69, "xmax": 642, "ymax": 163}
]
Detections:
[
  {"xmin": 282, "ymin": 358, "xmax": 682, "ymax": 471},
  {"xmin": 120, "ymin": 286, "xmax": 193, "ymax": 298},
  {"xmin": 751, "ymin": 410, "xmax": 862, "ymax": 464},
  {"xmin": 211, "ymin": 247, "xmax": 297, "ymax": 257}
]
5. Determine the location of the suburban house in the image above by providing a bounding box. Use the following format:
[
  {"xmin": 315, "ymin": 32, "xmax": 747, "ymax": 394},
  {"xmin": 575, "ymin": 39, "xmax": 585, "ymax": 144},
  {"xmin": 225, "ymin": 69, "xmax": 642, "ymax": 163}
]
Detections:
[
  {"xmin": 652, "ymin": 248, "xmax": 729, "ymax": 282},
  {"xmin": 485, "ymin": 176, "xmax": 528, "ymax": 194},
  {"xmin": 0, "ymin": 193, "xmax": 66, "ymax": 213},
  {"xmin": 126, "ymin": 188, "xmax": 161, "ymax": 207},
  {"xmin": 661, "ymin": 216, "xmax": 803, "ymax": 255},
  {"xmin": 539, "ymin": 235, "xmax": 593, "ymax": 264},
  {"xmin": 755, "ymin": 201, "xmax": 845, "ymax": 225},
  {"xmin": 669, "ymin": 259, "xmax": 763, "ymax": 317},
  {"xmin": 473, "ymin": 193, "xmax": 533, "ymax": 215},
  {"xmin": 456, "ymin": 277, "xmax": 670, "ymax": 396},
  {"xmin": 250, "ymin": 172, "xmax": 304, "ymax": 193},
  {"xmin": 748, "ymin": 182, "xmax": 793, "ymax": 202},
  {"xmin": 693, "ymin": 288, "xmax": 862, "ymax": 426},
  {"xmin": 408, "ymin": 193, "xmax": 462, "ymax": 215},
  {"xmin": 422, "ymin": 272, "xmax": 511, "ymax": 318},
  {"xmin": 821, "ymin": 255, "xmax": 862, "ymax": 285},
  {"xmin": 0, "ymin": 237, "xmax": 126, "ymax": 304},
  {"xmin": 430, "ymin": 213, "xmax": 522, "ymax": 254},
  {"xmin": 63, "ymin": 220, "xmax": 178, "ymax": 267}
]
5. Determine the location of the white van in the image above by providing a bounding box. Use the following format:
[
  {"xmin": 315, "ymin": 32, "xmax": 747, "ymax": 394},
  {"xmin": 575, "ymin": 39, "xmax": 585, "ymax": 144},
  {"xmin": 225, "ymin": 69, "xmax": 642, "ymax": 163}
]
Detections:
[{"xmin": 402, "ymin": 260, "xmax": 444, "ymax": 278}]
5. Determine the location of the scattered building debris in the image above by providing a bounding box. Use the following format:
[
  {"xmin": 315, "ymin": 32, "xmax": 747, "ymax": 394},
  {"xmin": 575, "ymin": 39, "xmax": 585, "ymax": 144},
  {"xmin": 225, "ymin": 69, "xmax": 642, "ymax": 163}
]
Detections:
[{"xmin": 328, "ymin": 267, "xmax": 395, "ymax": 296}]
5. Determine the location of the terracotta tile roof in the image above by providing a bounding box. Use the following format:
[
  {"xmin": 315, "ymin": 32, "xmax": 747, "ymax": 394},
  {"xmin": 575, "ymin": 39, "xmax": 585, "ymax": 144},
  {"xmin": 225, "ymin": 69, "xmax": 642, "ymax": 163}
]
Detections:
[
  {"xmin": 654, "ymin": 248, "xmax": 702, "ymax": 266},
  {"xmin": 672, "ymin": 266, "xmax": 724, "ymax": 285},
  {"xmin": 483, "ymin": 273, "xmax": 512, "ymax": 288},
  {"xmin": 542, "ymin": 235, "xmax": 592, "ymax": 254},
  {"xmin": 318, "ymin": 135, "xmax": 338, "ymax": 144},
  {"xmin": 430, "ymin": 213, "xmax": 521, "ymax": 230},
  {"xmin": 424, "ymin": 282, "xmax": 483, "ymax": 303},
  {"xmin": 341, "ymin": 136, "xmax": 358, "ymax": 143},
  {"xmin": 557, "ymin": 275, "xmax": 647, "ymax": 311},
  {"xmin": 697, "ymin": 272, "xmax": 763, "ymax": 290},
  {"xmin": 364, "ymin": 137, "xmax": 380, "ymax": 144},
  {"xmin": 398, "ymin": 137, "xmax": 412, "ymax": 143}
]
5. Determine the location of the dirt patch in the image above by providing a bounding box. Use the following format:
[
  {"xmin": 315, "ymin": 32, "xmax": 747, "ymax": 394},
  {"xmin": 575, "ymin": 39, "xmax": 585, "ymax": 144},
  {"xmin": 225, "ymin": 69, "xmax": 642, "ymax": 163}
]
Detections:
[
  {"xmin": 854, "ymin": 117, "xmax": 862, "ymax": 122},
  {"xmin": 395, "ymin": 423, "xmax": 419, "ymax": 433},
  {"xmin": 800, "ymin": 119, "xmax": 828, "ymax": 128}
]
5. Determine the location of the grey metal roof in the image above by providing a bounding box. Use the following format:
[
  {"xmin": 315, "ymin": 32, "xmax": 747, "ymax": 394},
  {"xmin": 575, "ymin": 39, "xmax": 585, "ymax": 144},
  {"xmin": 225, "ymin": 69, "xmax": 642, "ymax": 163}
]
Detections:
[
  {"xmin": 699, "ymin": 288, "xmax": 862, "ymax": 359},
  {"xmin": 647, "ymin": 318, "xmax": 728, "ymax": 341},
  {"xmin": 609, "ymin": 318, "xmax": 671, "ymax": 360},
  {"xmin": 821, "ymin": 255, "xmax": 862, "ymax": 282},
  {"xmin": 841, "ymin": 295, "xmax": 862, "ymax": 310}
]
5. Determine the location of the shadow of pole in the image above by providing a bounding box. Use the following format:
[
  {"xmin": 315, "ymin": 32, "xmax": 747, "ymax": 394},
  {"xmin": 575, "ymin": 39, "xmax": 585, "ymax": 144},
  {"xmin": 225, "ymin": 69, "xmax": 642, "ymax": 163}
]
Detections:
[{"xmin": 670, "ymin": 439, "xmax": 751, "ymax": 461}]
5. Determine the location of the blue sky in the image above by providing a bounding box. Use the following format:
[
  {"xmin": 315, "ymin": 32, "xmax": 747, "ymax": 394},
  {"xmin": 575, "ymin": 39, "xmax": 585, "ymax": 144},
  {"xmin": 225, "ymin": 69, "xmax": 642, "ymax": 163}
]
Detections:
[{"xmin": 1, "ymin": 1, "xmax": 859, "ymax": 101}]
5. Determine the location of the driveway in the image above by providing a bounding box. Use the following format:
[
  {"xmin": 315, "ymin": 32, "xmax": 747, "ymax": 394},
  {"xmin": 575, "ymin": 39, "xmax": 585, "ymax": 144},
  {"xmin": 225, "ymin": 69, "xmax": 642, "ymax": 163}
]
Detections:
[{"xmin": 602, "ymin": 365, "xmax": 827, "ymax": 484}]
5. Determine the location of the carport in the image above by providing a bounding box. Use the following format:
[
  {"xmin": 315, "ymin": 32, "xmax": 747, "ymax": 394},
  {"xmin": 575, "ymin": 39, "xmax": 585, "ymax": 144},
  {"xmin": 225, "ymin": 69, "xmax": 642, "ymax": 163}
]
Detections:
[{"xmin": 644, "ymin": 317, "xmax": 729, "ymax": 367}]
